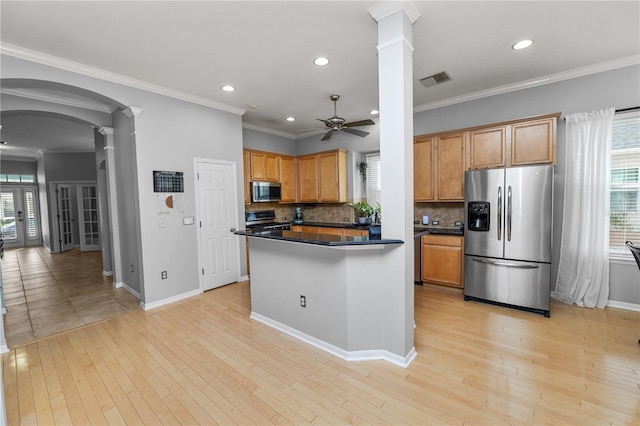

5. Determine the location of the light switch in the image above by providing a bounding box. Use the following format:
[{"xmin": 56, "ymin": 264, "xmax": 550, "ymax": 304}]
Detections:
[{"xmin": 183, "ymin": 216, "xmax": 195, "ymax": 225}]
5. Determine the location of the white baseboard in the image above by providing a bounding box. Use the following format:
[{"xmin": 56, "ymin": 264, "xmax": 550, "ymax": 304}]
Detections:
[
  {"xmin": 607, "ymin": 300, "xmax": 640, "ymax": 312},
  {"xmin": 238, "ymin": 274, "xmax": 249, "ymax": 282},
  {"xmin": 141, "ymin": 288, "xmax": 201, "ymax": 311},
  {"xmin": 113, "ymin": 281, "xmax": 123, "ymax": 289},
  {"xmin": 250, "ymin": 312, "xmax": 417, "ymax": 368},
  {"xmin": 102, "ymin": 270, "xmax": 113, "ymax": 277},
  {"xmin": 121, "ymin": 283, "xmax": 141, "ymax": 300}
]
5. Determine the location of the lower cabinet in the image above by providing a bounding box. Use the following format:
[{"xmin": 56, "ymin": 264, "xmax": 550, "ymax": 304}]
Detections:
[
  {"xmin": 421, "ymin": 234, "xmax": 464, "ymax": 288},
  {"xmin": 292, "ymin": 225, "xmax": 368, "ymax": 237}
]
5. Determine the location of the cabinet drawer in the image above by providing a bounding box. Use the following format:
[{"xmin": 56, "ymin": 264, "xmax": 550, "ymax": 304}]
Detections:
[{"xmin": 422, "ymin": 234, "xmax": 462, "ymax": 247}]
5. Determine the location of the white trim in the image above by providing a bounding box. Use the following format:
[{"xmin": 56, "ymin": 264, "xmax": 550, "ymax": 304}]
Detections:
[
  {"xmin": 237, "ymin": 274, "xmax": 250, "ymax": 283},
  {"xmin": 122, "ymin": 106, "xmax": 143, "ymax": 118},
  {"xmin": 242, "ymin": 122, "xmax": 294, "ymax": 140},
  {"xmin": 0, "ymin": 42, "xmax": 246, "ymax": 116},
  {"xmin": 250, "ymin": 312, "xmax": 417, "ymax": 368},
  {"xmin": 0, "ymin": 345, "xmax": 8, "ymax": 354},
  {"xmin": 141, "ymin": 288, "xmax": 201, "ymax": 311},
  {"xmin": 0, "ymin": 87, "xmax": 114, "ymax": 113},
  {"xmin": 368, "ymin": 1, "xmax": 421, "ymax": 24},
  {"xmin": 121, "ymin": 282, "xmax": 141, "ymax": 300},
  {"xmin": 607, "ymin": 300, "xmax": 640, "ymax": 312},
  {"xmin": 415, "ymin": 55, "xmax": 640, "ymax": 113},
  {"xmin": 102, "ymin": 270, "xmax": 113, "ymax": 277},
  {"xmin": 113, "ymin": 281, "xmax": 123, "ymax": 288}
]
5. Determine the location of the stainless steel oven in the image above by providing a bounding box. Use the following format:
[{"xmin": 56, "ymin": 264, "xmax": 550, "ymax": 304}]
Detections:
[{"xmin": 245, "ymin": 210, "xmax": 291, "ymax": 232}]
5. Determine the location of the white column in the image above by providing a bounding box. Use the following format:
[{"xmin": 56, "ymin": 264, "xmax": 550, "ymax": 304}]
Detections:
[
  {"xmin": 368, "ymin": 2, "xmax": 421, "ymax": 359},
  {"xmin": 99, "ymin": 126, "xmax": 123, "ymax": 287}
]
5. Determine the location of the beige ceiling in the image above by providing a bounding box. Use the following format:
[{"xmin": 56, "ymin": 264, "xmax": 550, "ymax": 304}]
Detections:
[{"xmin": 1, "ymin": 1, "xmax": 639, "ymax": 157}]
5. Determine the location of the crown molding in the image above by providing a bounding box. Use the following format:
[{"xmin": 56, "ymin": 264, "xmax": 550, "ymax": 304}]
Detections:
[
  {"xmin": 242, "ymin": 122, "xmax": 295, "ymax": 140},
  {"xmin": 122, "ymin": 106, "xmax": 143, "ymax": 118},
  {"xmin": 415, "ymin": 55, "xmax": 640, "ymax": 113},
  {"xmin": 1, "ymin": 42, "xmax": 247, "ymax": 117},
  {"xmin": 1, "ymin": 87, "xmax": 114, "ymax": 114},
  {"xmin": 368, "ymin": 1, "xmax": 421, "ymax": 24}
]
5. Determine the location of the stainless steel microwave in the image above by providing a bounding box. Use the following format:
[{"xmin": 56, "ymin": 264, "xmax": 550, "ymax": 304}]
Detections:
[{"xmin": 251, "ymin": 181, "xmax": 281, "ymax": 202}]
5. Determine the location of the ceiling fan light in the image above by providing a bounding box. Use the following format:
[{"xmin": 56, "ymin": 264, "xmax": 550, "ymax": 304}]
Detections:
[
  {"xmin": 221, "ymin": 85, "xmax": 236, "ymax": 92},
  {"xmin": 512, "ymin": 39, "xmax": 534, "ymax": 50},
  {"xmin": 370, "ymin": 110, "xmax": 379, "ymax": 115},
  {"xmin": 313, "ymin": 57, "xmax": 330, "ymax": 66},
  {"xmin": 286, "ymin": 116, "xmax": 295, "ymax": 122}
]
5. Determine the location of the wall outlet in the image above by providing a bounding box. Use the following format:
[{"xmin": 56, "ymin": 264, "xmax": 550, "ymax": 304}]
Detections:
[
  {"xmin": 344, "ymin": 217, "xmax": 350, "ymax": 222},
  {"xmin": 454, "ymin": 221, "xmax": 463, "ymax": 226},
  {"xmin": 183, "ymin": 216, "xmax": 195, "ymax": 225},
  {"xmin": 414, "ymin": 220, "xmax": 419, "ymax": 224},
  {"xmin": 310, "ymin": 216, "xmax": 315, "ymax": 220},
  {"xmin": 161, "ymin": 270, "xmax": 168, "ymax": 279},
  {"xmin": 300, "ymin": 295, "xmax": 306, "ymax": 308},
  {"xmin": 432, "ymin": 220, "xmax": 440, "ymax": 225},
  {"xmin": 282, "ymin": 217, "xmax": 287, "ymax": 221}
]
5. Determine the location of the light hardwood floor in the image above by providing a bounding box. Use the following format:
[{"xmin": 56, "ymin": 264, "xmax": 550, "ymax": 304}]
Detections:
[
  {"xmin": 3, "ymin": 280, "xmax": 639, "ymax": 425},
  {"xmin": 1, "ymin": 247, "xmax": 140, "ymax": 347}
]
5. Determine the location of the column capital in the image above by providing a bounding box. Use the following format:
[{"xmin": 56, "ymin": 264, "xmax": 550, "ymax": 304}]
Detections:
[
  {"xmin": 122, "ymin": 106, "xmax": 144, "ymax": 118},
  {"xmin": 98, "ymin": 126, "xmax": 114, "ymax": 136},
  {"xmin": 368, "ymin": 1, "xmax": 421, "ymax": 24}
]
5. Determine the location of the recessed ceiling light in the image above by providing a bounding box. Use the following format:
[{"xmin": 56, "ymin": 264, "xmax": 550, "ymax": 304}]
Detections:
[
  {"xmin": 286, "ymin": 117, "xmax": 295, "ymax": 122},
  {"xmin": 221, "ymin": 85, "xmax": 236, "ymax": 92},
  {"xmin": 370, "ymin": 110, "xmax": 379, "ymax": 115},
  {"xmin": 313, "ymin": 57, "xmax": 330, "ymax": 66},
  {"xmin": 512, "ymin": 39, "xmax": 534, "ymax": 50}
]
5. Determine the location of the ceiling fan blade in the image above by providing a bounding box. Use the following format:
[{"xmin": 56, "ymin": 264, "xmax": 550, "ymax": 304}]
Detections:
[
  {"xmin": 321, "ymin": 130, "xmax": 333, "ymax": 141},
  {"xmin": 317, "ymin": 118, "xmax": 331, "ymax": 125},
  {"xmin": 344, "ymin": 119, "xmax": 375, "ymax": 128},
  {"xmin": 342, "ymin": 128, "xmax": 369, "ymax": 138}
]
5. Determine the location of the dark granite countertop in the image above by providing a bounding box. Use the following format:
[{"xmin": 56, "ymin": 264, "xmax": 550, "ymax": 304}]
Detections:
[
  {"xmin": 236, "ymin": 229, "xmax": 403, "ymax": 246},
  {"xmin": 414, "ymin": 226, "xmax": 464, "ymax": 239}
]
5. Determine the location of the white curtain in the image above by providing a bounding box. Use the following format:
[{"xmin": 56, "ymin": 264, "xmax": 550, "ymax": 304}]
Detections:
[{"xmin": 554, "ymin": 108, "xmax": 615, "ymax": 308}]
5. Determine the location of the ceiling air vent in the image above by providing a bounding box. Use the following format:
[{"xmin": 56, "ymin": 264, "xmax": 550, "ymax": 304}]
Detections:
[{"xmin": 419, "ymin": 71, "xmax": 452, "ymax": 88}]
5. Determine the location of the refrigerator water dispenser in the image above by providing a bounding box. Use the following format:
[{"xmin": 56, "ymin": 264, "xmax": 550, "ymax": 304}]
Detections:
[{"xmin": 468, "ymin": 201, "xmax": 490, "ymax": 231}]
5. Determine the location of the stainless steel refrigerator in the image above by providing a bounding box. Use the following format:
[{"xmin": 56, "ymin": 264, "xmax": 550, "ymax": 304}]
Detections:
[{"xmin": 464, "ymin": 165, "xmax": 553, "ymax": 317}]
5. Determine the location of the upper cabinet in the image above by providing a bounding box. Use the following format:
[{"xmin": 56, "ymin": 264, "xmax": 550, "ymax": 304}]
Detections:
[
  {"xmin": 297, "ymin": 149, "xmax": 348, "ymax": 203},
  {"xmin": 318, "ymin": 150, "xmax": 348, "ymax": 203},
  {"xmin": 414, "ymin": 132, "xmax": 465, "ymax": 202},
  {"xmin": 249, "ymin": 150, "xmax": 279, "ymax": 182},
  {"xmin": 467, "ymin": 114, "xmax": 558, "ymax": 170},
  {"xmin": 278, "ymin": 155, "xmax": 296, "ymax": 203}
]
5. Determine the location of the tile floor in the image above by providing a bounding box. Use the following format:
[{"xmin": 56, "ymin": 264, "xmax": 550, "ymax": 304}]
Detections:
[{"xmin": 1, "ymin": 246, "xmax": 140, "ymax": 347}]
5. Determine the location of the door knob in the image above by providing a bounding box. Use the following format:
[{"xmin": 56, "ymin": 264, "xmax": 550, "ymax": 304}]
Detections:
[{"xmin": 230, "ymin": 227, "xmax": 236, "ymax": 233}]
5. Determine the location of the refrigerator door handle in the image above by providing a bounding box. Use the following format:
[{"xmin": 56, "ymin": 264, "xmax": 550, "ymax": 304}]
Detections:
[
  {"xmin": 497, "ymin": 186, "xmax": 502, "ymax": 241},
  {"xmin": 472, "ymin": 258, "xmax": 540, "ymax": 269},
  {"xmin": 507, "ymin": 185, "xmax": 512, "ymax": 241}
]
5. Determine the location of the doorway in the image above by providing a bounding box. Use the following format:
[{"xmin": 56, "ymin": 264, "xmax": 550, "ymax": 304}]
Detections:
[
  {"xmin": 196, "ymin": 159, "xmax": 239, "ymax": 291},
  {"xmin": 51, "ymin": 182, "xmax": 101, "ymax": 253},
  {"xmin": 0, "ymin": 186, "xmax": 40, "ymax": 249}
]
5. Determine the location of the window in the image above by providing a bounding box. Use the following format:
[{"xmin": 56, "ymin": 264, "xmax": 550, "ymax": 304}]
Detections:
[
  {"xmin": 365, "ymin": 153, "xmax": 381, "ymax": 209},
  {"xmin": 0, "ymin": 174, "xmax": 35, "ymax": 183},
  {"xmin": 609, "ymin": 111, "xmax": 640, "ymax": 259}
]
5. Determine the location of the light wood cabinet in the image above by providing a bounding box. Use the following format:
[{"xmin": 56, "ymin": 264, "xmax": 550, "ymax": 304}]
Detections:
[
  {"xmin": 292, "ymin": 225, "xmax": 368, "ymax": 237},
  {"xmin": 467, "ymin": 115, "xmax": 558, "ymax": 170},
  {"xmin": 249, "ymin": 150, "xmax": 279, "ymax": 182},
  {"xmin": 318, "ymin": 150, "xmax": 348, "ymax": 203},
  {"xmin": 421, "ymin": 234, "xmax": 463, "ymax": 288},
  {"xmin": 414, "ymin": 132, "xmax": 465, "ymax": 202},
  {"xmin": 297, "ymin": 155, "xmax": 319, "ymax": 202},
  {"xmin": 243, "ymin": 150, "xmax": 251, "ymax": 205},
  {"xmin": 296, "ymin": 149, "xmax": 347, "ymax": 203},
  {"xmin": 278, "ymin": 155, "xmax": 296, "ymax": 203}
]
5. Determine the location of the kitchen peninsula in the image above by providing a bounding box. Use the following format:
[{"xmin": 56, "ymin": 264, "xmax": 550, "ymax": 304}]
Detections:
[{"xmin": 236, "ymin": 229, "xmax": 413, "ymax": 366}]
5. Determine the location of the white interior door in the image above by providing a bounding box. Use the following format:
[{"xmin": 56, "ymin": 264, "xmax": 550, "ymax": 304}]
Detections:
[
  {"xmin": 197, "ymin": 160, "xmax": 239, "ymax": 291},
  {"xmin": 56, "ymin": 184, "xmax": 75, "ymax": 252},
  {"xmin": 77, "ymin": 184, "xmax": 101, "ymax": 251}
]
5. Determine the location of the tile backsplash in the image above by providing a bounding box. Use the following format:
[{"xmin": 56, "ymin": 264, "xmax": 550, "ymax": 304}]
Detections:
[
  {"xmin": 245, "ymin": 201, "xmax": 464, "ymax": 227},
  {"xmin": 414, "ymin": 202, "xmax": 464, "ymax": 227}
]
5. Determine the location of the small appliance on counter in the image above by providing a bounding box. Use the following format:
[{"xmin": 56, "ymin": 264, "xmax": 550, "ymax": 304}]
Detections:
[{"xmin": 294, "ymin": 207, "xmax": 303, "ymax": 224}]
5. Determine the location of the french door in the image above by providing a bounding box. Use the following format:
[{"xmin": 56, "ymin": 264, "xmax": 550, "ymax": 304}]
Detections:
[
  {"xmin": 55, "ymin": 184, "xmax": 75, "ymax": 252},
  {"xmin": 0, "ymin": 186, "xmax": 40, "ymax": 248},
  {"xmin": 77, "ymin": 184, "xmax": 101, "ymax": 251}
]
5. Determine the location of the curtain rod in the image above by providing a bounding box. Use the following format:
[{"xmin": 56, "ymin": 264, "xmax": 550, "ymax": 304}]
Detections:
[
  {"xmin": 563, "ymin": 106, "xmax": 640, "ymax": 120},
  {"xmin": 616, "ymin": 106, "xmax": 640, "ymax": 113}
]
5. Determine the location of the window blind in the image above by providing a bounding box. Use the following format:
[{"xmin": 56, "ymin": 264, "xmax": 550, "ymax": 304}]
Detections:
[{"xmin": 365, "ymin": 153, "xmax": 381, "ymax": 208}]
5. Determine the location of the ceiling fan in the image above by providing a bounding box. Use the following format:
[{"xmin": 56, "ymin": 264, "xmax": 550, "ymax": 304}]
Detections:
[{"xmin": 317, "ymin": 95, "xmax": 375, "ymax": 141}]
